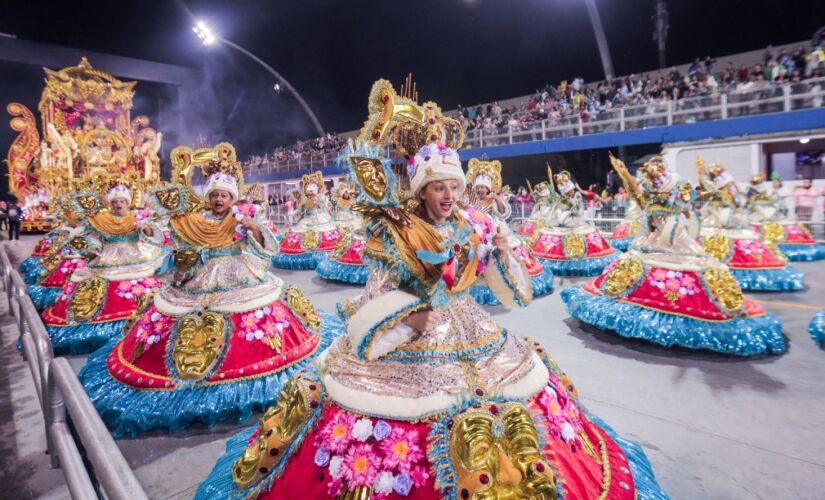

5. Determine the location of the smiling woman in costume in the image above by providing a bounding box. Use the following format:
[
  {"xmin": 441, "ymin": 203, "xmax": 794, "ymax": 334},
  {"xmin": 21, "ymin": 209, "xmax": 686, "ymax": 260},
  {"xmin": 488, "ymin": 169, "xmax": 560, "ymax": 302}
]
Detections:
[
  {"xmin": 196, "ymin": 82, "xmax": 665, "ymax": 500},
  {"xmin": 77, "ymin": 143, "xmax": 340, "ymax": 437},
  {"xmin": 562, "ymin": 154, "xmax": 784, "ymax": 356},
  {"xmin": 40, "ymin": 172, "xmax": 165, "ymax": 355},
  {"xmin": 465, "ymin": 157, "xmax": 554, "ymax": 305}
]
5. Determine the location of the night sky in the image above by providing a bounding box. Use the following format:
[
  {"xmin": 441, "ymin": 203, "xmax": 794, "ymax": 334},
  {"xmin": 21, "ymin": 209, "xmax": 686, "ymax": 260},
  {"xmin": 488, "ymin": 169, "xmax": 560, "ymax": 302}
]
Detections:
[{"xmin": 1, "ymin": 0, "xmax": 823, "ymax": 154}]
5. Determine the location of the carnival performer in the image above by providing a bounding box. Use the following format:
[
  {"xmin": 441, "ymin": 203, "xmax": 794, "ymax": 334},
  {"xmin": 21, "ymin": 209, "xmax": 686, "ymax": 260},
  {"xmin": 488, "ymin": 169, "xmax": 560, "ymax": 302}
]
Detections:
[
  {"xmin": 19, "ymin": 191, "xmax": 84, "ymax": 285},
  {"xmin": 272, "ymin": 172, "xmax": 341, "ymax": 269},
  {"xmin": 78, "ymin": 143, "xmax": 340, "ymax": 437},
  {"xmin": 696, "ymin": 160, "xmax": 803, "ymax": 291},
  {"xmin": 606, "ymin": 196, "xmax": 644, "ymax": 252},
  {"xmin": 515, "ymin": 180, "xmax": 552, "ymax": 238},
  {"xmin": 465, "ymin": 158, "xmax": 554, "ymax": 305},
  {"xmin": 197, "ymin": 81, "xmax": 665, "ymax": 500},
  {"xmin": 524, "ymin": 168, "xmax": 616, "ymax": 276},
  {"xmin": 746, "ymin": 173, "xmax": 825, "ymax": 261},
  {"xmin": 316, "ymin": 147, "xmax": 370, "ymax": 285},
  {"xmin": 41, "ymin": 173, "xmax": 166, "ymax": 355},
  {"xmin": 563, "ymin": 155, "xmax": 784, "ymax": 356}
]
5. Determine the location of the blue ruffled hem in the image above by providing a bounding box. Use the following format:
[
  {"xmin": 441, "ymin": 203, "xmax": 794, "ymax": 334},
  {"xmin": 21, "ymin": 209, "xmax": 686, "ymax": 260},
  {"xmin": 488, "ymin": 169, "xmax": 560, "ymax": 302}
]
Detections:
[
  {"xmin": 589, "ymin": 415, "xmax": 669, "ymax": 499},
  {"xmin": 27, "ymin": 284, "xmax": 61, "ymax": 311},
  {"xmin": 271, "ymin": 251, "xmax": 326, "ymax": 270},
  {"xmin": 778, "ymin": 243, "xmax": 825, "ymax": 262},
  {"xmin": 561, "ymin": 286, "xmax": 785, "ymax": 356},
  {"xmin": 195, "ymin": 424, "xmax": 257, "ymax": 500},
  {"xmin": 609, "ymin": 238, "xmax": 634, "ymax": 252},
  {"xmin": 729, "ymin": 266, "xmax": 805, "ymax": 292},
  {"xmin": 47, "ymin": 320, "xmax": 125, "ymax": 356},
  {"xmin": 807, "ymin": 311, "xmax": 825, "ymax": 349},
  {"xmin": 470, "ymin": 266, "xmax": 555, "ymax": 306},
  {"xmin": 77, "ymin": 312, "xmax": 342, "ymax": 438},
  {"xmin": 315, "ymin": 257, "xmax": 369, "ymax": 285},
  {"xmin": 538, "ymin": 253, "xmax": 617, "ymax": 277},
  {"xmin": 19, "ymin": 257, "xmax": 43, "ymax": 283}
]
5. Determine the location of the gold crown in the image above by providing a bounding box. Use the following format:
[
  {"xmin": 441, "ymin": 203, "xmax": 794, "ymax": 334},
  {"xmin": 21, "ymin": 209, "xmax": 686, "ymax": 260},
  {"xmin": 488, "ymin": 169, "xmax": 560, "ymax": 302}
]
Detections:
[
  {"xmin": 640, "ymin": 156, "xmax": 668, "ymax": 184},
  {"xmin": 707, "ymin": 162, "xmax": 727, "ymax": 179},
  {"xmin": 171, "ymin": 142, "xmax": 244, "ymax": 190},
  {"xmin": 554, "ymin": 170, "xmax": 572, "ymax": 185},
  {"xmin": 302, "ymin": 171, "xmax": 326, "ymax": 195},
  {"xmin": 466, "ymin": 158, "xmax": 503, "ymax": 194},
  {"xmin": 92, "ymin": 171, "xmax": 143, "ymax": 208},
  {"xmin": 357, "ymin": 79, "xmax": 464, "ymax": 157}
]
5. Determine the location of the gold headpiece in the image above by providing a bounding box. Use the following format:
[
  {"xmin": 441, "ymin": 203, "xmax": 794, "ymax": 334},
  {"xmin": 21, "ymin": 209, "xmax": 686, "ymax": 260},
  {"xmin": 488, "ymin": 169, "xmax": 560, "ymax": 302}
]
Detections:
[
  {"xmin": 170, "ymin": 141, "xmax": 252, "ymax": 195},
  {"xmin": 357, "ymin": 79, "xmax": 464, "ymax": 157},
  {"xmin": 302, "ymin": 171, "xmax": 326, "ymax": 196},
  {"xmin": 750, "ymin": 173, "xmax": 766, "ymax": 185},
  {"xmin": 466, "ymin": 158, "xmax": 503, "ymax": 194},
  {"xmin": 92, "ymin": 171, "xmax": 143, "ymax": 209},
  {"xmin": 640, "ymin": 156, "xmax": 668, "ymax": 184}
]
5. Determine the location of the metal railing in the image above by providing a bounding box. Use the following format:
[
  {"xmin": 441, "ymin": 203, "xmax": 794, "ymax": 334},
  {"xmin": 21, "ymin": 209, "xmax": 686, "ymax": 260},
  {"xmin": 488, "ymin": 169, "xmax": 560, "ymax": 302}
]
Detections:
[{"xmin": 0, "ymin": 246, "xmax": 147, "ymax": 500}]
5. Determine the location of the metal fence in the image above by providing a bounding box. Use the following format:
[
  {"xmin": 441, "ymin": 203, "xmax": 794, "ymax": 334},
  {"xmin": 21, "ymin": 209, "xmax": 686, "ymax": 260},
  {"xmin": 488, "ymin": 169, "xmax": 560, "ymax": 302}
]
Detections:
[{"xmin": 0, "ymin": 246, "xmax": 147, "ymax": 500}]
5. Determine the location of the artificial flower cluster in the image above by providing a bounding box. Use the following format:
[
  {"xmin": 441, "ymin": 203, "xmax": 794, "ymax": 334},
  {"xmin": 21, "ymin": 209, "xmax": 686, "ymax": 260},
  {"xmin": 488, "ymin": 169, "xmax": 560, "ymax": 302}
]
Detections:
[
  {"xmin": 647, "ymin": 269, "xmax": 699, "ymax": 305},
  {"xmin": 735, "ymin": 239, "xmax": 767, "ymax": 259},
  {"xmin": 133, "ymin": 307, "xmax": 175, "ymax": 347},
  {"xmin": 313, "ymin": 411, "xmax": 430, "ymax": 498},
  {"xmin": 461, "ymin": 206, "xmax": 496, "ymax": 273},
  {"xmin": 235, "ymin": 304, "xmax": 291, "ymax": 346},
  {"xmin": 115, "ymin": 276, "xmax": 161, "ymax": 300},
  {"xmin": 231, "ymin": 201, "xmax": 258, "ymax": 241},
  {"xmin": 585, "ymin": 231, "xmax": 607, "ymax": 249},
  {"xmin": 408, "ymin": 143, "xmax": 455, "ymax": 179},
  {"xmin": 536, "ymin": 373, "xmax": 586, "ymax": 448},
  {"xmin": 134, "ymin": 207, "xmax": 154, "ymax": 223}
]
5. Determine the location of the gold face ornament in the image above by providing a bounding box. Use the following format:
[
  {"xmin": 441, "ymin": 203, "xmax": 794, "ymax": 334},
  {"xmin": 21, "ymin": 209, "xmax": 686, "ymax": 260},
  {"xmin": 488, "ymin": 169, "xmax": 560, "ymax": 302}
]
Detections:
[
  {"xmin": 704, "ymin": 267, "xmax": 745, "ymax": 315},
  {"xmin": 285, "ymin": 285, "xmax": 322, "ymax": 331},
  {"xmin": 602, "ymin": 257, "xmax": 644, "ymax": 296},
  {"xmin": 69, "ymin": 276, "xmax": 107, "ymax": 322},
  {"xmin": 351, "ymin": 156, "xmax": 387, "ymax": 201},
  {"xmin": 449, "ymin": 403, "xmax": 558, "ymax": 499},
  {"xmin": 156, "ymin": 187, "xmax": 182, "ymax": 210},
  {"xmin": 172, "ymin": 312, "xmax": 226, "ymax": 380}
]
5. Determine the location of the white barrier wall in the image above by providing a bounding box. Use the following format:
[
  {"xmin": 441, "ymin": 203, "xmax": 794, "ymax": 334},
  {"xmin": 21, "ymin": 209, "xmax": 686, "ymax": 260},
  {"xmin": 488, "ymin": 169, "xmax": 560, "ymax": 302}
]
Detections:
[{"xmin": 662, "ymin": 143, "xmax": 760, "ymax": 184}]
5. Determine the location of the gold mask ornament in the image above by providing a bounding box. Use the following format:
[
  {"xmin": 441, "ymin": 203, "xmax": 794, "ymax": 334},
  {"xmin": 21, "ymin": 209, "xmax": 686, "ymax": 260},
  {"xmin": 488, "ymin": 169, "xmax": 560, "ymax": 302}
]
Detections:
[
  {"xmin": 449, "ymin": 403, "xmax": 558, "ymax": 499},
  {"xmin": 702, "ymin": 233, "xmax": 731, "ymax": 262},
  {"xmin": 563, "ymin": 233, "xmax": 586, "ymax": 259},
  {"xmin": 285, "ymin": 285, "xmax": 322, "ymax": 331},
  {"xmin": 704, "ymin": 267, "xmax": 745, "ymax": 315},
  {"xmin": 351, "ymin": 156, "xmax": 388, "ymax": 202},
  {"xmin": 603, "ymin": 258, "xmax": 644, "ymax": 296},
  {"xmin": 172, "ymin": 312, "xmax": 226, "ymax": 380},
  {"xmin": 69, "ymin": 276, "xmax": 107, "ymax": 322}
]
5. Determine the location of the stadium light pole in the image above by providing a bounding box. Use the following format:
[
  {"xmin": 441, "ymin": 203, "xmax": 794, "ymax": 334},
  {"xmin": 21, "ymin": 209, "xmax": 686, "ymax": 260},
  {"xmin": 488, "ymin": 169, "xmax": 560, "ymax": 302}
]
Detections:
[
  {"xmin": 582, "ymin": 0, "xmax": 615, "ymax": 80},
  {"xmin": 193, "ymin": 21, "xmax": 325, "ymax": 136}
]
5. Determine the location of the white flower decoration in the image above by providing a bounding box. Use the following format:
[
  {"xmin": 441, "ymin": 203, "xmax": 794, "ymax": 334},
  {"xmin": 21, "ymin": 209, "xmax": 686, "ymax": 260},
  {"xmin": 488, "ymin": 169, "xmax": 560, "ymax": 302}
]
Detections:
[
  {"xmin": 374, "ymin": 471, "xmax": 394, "ymax": 494},
  {"xmin": 561, "ymin": 422, "xmax": 575, "ymax": 442},
  {"xmin": 351, "ymin": 418, "xmax": 374, "ymax": 442},
  {"xmin": 329, "ymin": 456, "xmax": 344, "ymax": 478}
]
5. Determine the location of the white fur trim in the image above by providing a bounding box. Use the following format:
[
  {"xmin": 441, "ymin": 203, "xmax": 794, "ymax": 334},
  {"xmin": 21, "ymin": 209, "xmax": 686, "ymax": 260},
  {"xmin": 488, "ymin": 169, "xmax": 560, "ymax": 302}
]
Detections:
[
  {"xmin": 106, "ymin": 186, "xmax": 132, "ymax": 205},
  {"xmin": 474, "ymin": 175, "xmax": 492, "ymax": 190},
  {"xmin": 323, "ymin": 351, "xmax": 549, "ymax": 419},
  {"xmin": 205, "ymin": 173, "xmax": 239, "ymax": 200},
  {"xmin": 348, "ymin": 290, "xmax": 422, "ymax": 361},
  {"xmin": 154, "ymin": 279, "xmax": 284, "ymax": 316}
]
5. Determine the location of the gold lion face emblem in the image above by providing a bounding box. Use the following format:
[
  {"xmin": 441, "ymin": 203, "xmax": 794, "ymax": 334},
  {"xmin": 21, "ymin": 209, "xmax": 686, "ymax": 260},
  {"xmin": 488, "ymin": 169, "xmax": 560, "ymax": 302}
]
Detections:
[
  {"xmin": 172, "ymin": 312, "xmax": 226, "ymax": 379},
  {"xmin": 449, "ymin": 403, "xmax": 558, "ymax": 499}
]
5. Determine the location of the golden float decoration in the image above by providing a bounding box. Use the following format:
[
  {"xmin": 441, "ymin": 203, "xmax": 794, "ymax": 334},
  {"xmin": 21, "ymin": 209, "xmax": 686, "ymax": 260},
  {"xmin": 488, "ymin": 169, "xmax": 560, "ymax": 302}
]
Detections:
[
  {"xmin": 300, "ymin": 229, "xmax": 320, "ymax": 251},
  {"xmin": 702, "ymin": 233, "xmax": 730, "ymax": 262},
  {"xmin": 562, "ymin": 233, "xmax": 586, "ymax": 259},
  {"xmin": 350, "ymin": 156, "xmax": 388, "ymax": 202},
  {"xmin": 172, "ymin": 312, "xmax": 226, "ymax": 380}
]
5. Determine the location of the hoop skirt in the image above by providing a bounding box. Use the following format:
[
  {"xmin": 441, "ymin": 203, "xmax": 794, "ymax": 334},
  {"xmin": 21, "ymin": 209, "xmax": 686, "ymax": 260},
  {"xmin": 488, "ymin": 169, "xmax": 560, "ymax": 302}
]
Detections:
[
  {"xmin": 197, "ymin": 290, "xmax": 665, "ymax": 500},
  {"xmin": 273, "ymin": 217, "xmax": 341, "ymax": 270},
  {"xmin": 316, "ymin": 229, "xmax": 370, "ymax": 285},
  {"xmin": 470, "ymin": 239, "xmax": 554, "ymax": 305},
  {"xmin": 27, "ymin": 249, "xmax": 86, "ymax": 311},
  {"xmin": 562, "ymin": 249, "xmax": 785, "ymax": 355},
  {"xmin": 757, "ymin": 221, "xmax": 825, "ymax": 262},
  {"xmin": 41, "ymin": 231, "xmax": 166, "ymax": 355},
  {"xmin": 808, "ymin": 311, "xmax": 825, "ymax": 349},
  {"xmin": 527, "ymin": 224, "xmax": 616, "ymax": 276},
  {"xmin": 607, "ymin": 219, "xmax": 640, "ymax": 252},
  {"xmin": 78, "ymin": 215, "xmax": 341, "ymax": 437},
  {"xmin": 699, "ymin": 227, "xmax": 804, "ymax": 292},
  {"xmin": 19, "ymin": 233, "xmax": 59, "ymax": 284}
]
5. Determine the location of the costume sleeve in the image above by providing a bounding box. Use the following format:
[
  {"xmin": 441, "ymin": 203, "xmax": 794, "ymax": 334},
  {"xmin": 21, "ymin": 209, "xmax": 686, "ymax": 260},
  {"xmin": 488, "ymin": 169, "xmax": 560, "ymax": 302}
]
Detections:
[
  {"xmin": 480, "ymin": 247, "xmax": 533, "ymax": 308},
  {"xmin": 346, "ymin": 266, "xmax": 426, "ymax": 362},
  {"xmin": 247, "ymin": 209, "xmax": 279, "ymax": 257}
]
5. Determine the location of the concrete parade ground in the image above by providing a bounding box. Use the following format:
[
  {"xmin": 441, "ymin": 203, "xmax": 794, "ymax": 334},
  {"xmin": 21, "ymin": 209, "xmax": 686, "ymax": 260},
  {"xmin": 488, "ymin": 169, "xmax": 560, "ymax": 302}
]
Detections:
[{"xmin": 2, "ymin": 234, "xmax": 824, "ymax": 499}]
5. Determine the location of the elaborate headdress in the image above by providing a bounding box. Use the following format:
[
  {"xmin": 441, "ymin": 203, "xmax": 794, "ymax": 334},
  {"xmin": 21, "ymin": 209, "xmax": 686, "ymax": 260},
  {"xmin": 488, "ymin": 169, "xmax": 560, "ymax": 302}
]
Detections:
[
  {"xmin": 554, "ymin": 170, "xmax": 575, "ymax": 195},
  {"xmin": 466, "ymin": 158, "xmax": 503, "ymax": 194},
  {"xmin": 93, "ymin": 171, "xmax": 142, "ymax": 209},
  {"xmin": 695, "ymin": 156, "xmax": 734, "ymax": 193},
  {"xmin": 357, "ymin": 79, "xmax": 465, "ymax": 196},
  {"xmin": 302, "ymin": 171, "xmax": 326, "ymax": 197},
  {"xmin": 169, "ymin": 142, "xmax": 255, "ymax": 206},
  {"xmin": 750, "ymin": 173, "xmax": 767, "ymax": 186}
]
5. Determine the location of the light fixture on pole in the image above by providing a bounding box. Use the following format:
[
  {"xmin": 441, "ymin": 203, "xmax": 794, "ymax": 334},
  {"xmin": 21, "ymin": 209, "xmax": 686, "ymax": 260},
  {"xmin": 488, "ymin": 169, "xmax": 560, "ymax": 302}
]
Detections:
[
  {"xmin": 192, "ymin": 21, "xmax": 325, "ymax": 136},
  {"xmin": 582, "ymin": 0, "xmax": 614, "ymax": 80}
]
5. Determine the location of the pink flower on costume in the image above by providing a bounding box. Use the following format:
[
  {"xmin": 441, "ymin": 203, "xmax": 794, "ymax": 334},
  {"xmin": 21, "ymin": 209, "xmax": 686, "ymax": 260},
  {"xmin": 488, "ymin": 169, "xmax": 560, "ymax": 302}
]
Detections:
[
  {"xmin": 318, "ymin": 412, "xmax": 356, "ymax": 454},
  {"xmin": 342, "ymin": 443, "xmax": 380, "ymax": 487},
  {"xmin": 379, "ymin": 428, "xmax": 423, "ymax": 472},
  {"xmin": 651, "ymin": 269, "xmax": 668, "ymax": 281}
]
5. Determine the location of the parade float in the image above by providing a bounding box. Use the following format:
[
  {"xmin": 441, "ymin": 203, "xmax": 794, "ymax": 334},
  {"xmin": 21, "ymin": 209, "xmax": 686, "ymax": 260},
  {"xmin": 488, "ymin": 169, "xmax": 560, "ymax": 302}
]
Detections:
[{"xmin": 5, "ymin": 57, "xmax": 162, "ymax": 232}]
